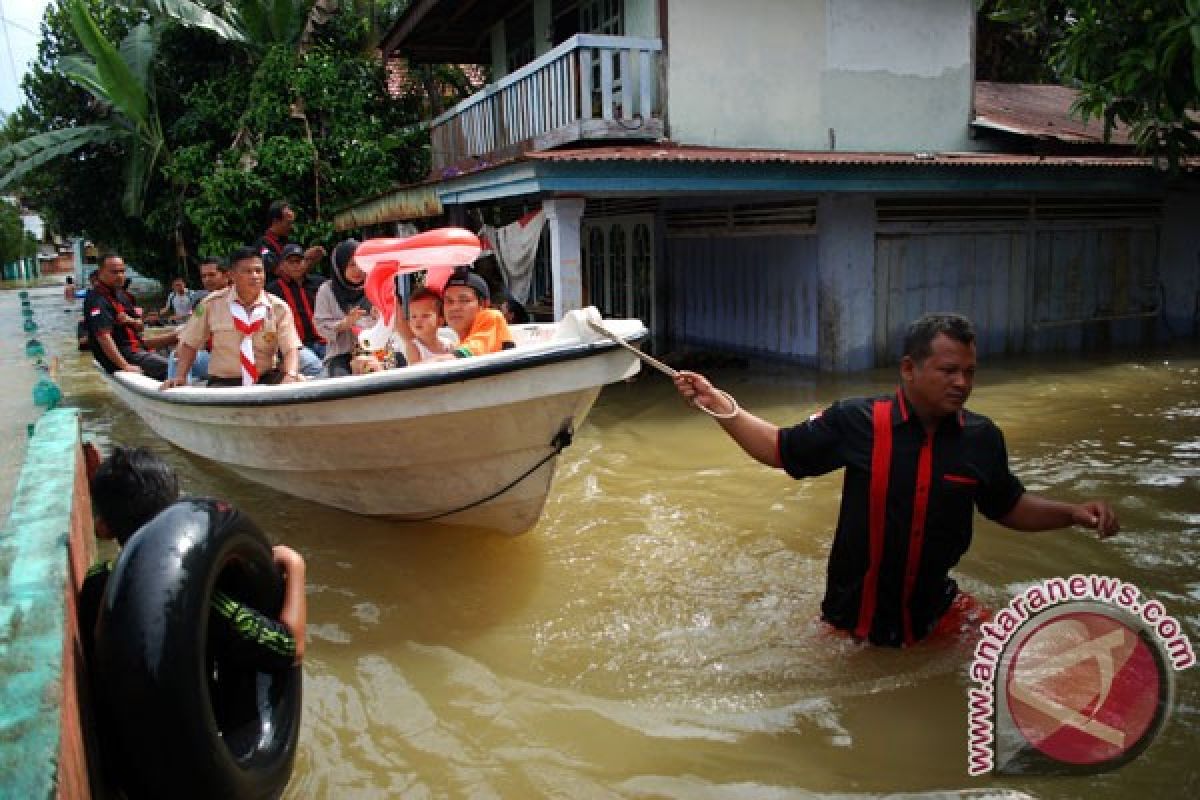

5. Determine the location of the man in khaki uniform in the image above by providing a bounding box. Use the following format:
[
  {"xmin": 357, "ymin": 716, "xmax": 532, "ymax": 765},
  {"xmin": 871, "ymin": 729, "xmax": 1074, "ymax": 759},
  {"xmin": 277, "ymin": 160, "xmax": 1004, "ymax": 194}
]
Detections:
[{"xmin": 162, "ymin": 247, "xmax": 302, "ymax": 389}]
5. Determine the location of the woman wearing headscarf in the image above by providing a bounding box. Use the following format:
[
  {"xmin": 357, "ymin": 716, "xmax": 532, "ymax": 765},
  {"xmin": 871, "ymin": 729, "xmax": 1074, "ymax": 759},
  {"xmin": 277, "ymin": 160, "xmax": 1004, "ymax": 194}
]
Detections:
[{"xmin": 313, "ymin": 239, "xmax": 377, "ymax": 377}]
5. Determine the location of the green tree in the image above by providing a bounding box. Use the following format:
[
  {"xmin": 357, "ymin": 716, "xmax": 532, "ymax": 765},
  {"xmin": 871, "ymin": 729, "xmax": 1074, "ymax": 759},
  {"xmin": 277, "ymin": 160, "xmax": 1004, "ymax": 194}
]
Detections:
[
  {"xmin": 0, "ymin": 1, "xmax": 174, "ymax": 216},
  {"xmin": 172, "ymin": 9, "xmax": 428, "ymax": 257},
  {"xmin": 976, "ymin": 0, "xmax": 1067, "ymax": 83},
  {"xmin": 1, "ymin": 0, "xmax": 436, "ymax": 279},
  {"xmin": 0, "ymin": 199, "xmax": 28, "ymax": 265},
  {"xmin": 990, "ymin": 0, "xmax": 1200, "ymax": 169}
]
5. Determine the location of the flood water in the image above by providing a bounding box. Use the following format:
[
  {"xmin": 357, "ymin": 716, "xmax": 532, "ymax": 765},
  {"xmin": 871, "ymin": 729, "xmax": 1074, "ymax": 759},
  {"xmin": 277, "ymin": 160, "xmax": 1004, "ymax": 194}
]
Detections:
[{"xmin": 13, "ymin": 284, "xmax": 1200, "ymax": 798}]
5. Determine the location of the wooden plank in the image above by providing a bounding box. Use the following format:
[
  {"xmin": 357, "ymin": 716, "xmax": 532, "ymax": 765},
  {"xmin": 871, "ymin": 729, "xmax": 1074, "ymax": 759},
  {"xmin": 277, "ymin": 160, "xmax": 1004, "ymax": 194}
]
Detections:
[
  {"xmin": 567, "ymin": 50, "xmax": 579, "ymax": 123},
  {"xmin": 600, "ymin": 49, "xmax": 613, "ymax": 121},
  {"xmin": 579, "ymin": 48, "xmax": 593, "ymax": 120},
  {"xmin": 639, "ymin": 49, "xmax": 653, "ymax": 116},
  {"xmin": 620, "ymin": 49, "xmax": 632, "ymax": 118}
]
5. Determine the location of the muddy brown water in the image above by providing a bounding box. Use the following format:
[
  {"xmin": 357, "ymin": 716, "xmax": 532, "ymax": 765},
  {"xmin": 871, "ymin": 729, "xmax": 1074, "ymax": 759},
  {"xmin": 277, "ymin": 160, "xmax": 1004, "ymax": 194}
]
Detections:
[{"xmin": 11, "ymin": 284, "xmax": 1198, "ymax": 798}]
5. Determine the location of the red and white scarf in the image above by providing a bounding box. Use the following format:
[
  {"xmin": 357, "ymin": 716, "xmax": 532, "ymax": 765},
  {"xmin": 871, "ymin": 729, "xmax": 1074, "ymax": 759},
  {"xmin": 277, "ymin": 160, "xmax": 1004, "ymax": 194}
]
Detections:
[{"xmin": 230, "ymin": 299, "xmax": 268, "ymax": 386}]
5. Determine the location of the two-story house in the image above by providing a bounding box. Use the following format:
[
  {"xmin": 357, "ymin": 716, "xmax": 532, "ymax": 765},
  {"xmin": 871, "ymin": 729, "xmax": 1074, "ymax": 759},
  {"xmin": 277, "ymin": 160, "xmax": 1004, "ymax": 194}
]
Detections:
[{"xmin": 335, "ymin": 0, "xmax": 1200, "ymax": 370}]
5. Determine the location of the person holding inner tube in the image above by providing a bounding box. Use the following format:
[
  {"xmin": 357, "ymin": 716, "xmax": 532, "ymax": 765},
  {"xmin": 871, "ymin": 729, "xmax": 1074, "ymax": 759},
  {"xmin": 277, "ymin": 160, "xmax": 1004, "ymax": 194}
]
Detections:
[
  {"xmin": 394, "ymin": 266, "xmax": 513, "ymax": 364},
  {"xmin": 673, "ymin": 312, "xmax": 1120, "ymax": 648},
  {"xmin": 78, "ymin": 445, "xmax": 308, "ymax": 671}
]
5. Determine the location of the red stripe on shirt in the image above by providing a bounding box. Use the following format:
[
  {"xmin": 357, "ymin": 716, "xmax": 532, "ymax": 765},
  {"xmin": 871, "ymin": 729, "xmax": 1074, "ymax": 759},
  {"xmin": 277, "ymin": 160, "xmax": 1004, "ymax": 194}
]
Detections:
[
  {"xmin": 857, "ymin": 399, "xmax": 894, "ymax": 639},
  {"xmin": 901, "ymin": 432, "xmax": 935, "ymax": 645},
  {"xmin": 277, "ymin": 279, "xmax": 324, "ymax": 344}
]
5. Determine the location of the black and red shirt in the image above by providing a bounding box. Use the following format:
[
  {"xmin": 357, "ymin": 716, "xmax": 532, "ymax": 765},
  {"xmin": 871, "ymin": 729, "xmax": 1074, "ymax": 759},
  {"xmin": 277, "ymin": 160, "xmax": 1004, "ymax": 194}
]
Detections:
[
  {"xmin": 778, "ymin": 389, "xmax": 1024, "ymax": 647},
  {"xmin": 255, "ymin": 231, "xmax": 286, "ymax": 274},
  {"xmin": 83, "ymin": 284, "xmax": 146, "ymax": 373},
  {"xmin": 266, "ymin": 273, "xmax": 326, "ymax": 346}
]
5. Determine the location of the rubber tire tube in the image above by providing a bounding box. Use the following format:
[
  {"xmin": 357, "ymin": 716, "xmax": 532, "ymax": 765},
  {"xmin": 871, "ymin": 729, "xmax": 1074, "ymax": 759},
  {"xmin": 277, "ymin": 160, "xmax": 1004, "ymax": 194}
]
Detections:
[{"xmin": 96, "ymin": 498, "xmax": 302, "ymax": 800}]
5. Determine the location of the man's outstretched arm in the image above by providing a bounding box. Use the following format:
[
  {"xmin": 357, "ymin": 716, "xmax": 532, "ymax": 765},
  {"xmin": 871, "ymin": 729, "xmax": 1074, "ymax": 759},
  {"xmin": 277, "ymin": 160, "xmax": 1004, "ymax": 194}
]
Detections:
[
  {"xmin": 673, "ymin": 370, "xmax": 783, "ymax": 468},
  {"xmin": 1000, "ymin": 493, "xmax": 1119, "ymax": 538}
]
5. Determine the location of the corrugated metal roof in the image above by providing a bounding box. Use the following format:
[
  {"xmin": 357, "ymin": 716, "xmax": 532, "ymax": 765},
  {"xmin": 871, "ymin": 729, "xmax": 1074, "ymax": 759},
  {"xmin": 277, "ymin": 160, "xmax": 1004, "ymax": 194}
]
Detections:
[
  {"xmin": 332, "ymin": 183, "xmax": 443, "ymax": 232},
  {"xmin": 972, "ymin": 81, "xmax": 1135, "ymax": 145},
  {"xmin": 523, "ymin": 144, "xmax": 1168, "ymax": 169}
]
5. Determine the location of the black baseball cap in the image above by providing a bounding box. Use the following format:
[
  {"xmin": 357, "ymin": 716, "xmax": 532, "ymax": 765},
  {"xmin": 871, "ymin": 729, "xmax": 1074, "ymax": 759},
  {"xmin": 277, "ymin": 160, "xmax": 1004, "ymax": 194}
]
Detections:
[{"xmin": 443, "ymin": 267, "xmax": 489, "ymax": 301}]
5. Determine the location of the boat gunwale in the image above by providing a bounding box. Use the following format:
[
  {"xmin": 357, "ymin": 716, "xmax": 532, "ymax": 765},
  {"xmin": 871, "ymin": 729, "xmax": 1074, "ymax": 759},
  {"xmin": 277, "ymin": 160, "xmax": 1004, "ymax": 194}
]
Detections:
[{"xmin": 105, "ymin": 327, "xmax": 647, "ymax": 408}]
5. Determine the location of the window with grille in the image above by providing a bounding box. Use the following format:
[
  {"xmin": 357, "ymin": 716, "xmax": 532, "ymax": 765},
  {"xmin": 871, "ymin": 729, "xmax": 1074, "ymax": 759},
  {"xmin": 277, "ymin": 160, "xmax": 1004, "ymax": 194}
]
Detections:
[
  {"xmin": 505, "ymin": 7, "xmax": 535, "ymax": 73},
  {"xmin": 608, "ymin": 224, "xmax": 628, "ymax": 317}
]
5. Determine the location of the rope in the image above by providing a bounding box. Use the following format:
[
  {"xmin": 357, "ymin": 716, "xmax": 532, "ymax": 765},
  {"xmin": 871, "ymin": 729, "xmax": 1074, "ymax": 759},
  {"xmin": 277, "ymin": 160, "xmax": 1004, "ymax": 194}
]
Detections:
[
  {"xmin": 694, "ymin": 388, "xmax": 740, "ymax": 420},
  {"xmin": 408, "ymin": 426, "xmax": 574, "ymax": 523}
]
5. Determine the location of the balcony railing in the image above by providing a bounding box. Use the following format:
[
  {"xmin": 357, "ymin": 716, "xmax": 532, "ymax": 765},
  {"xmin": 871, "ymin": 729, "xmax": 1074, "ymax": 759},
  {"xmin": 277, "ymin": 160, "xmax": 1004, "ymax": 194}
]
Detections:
[{"xmin": 430, "ymin": 34, "xmax": 664, "ymax": 174}]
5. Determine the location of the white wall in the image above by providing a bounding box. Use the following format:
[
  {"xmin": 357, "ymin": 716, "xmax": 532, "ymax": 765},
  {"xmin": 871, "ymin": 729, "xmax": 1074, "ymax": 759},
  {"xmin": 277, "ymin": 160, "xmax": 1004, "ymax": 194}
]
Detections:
[
  {"xmin": 21, "ymin": 212, "xmax": 44, "ymax": 241},
  {"xmin": 667, "ymin": 0, "xmax": 826, "ymax": 149},
  {"xmin": 666, "ymin": 0, "xmax": 975, "ymax": 152},
  {"xmin": 625, "ymin": 0, "xmax": 659, "ymax": 38}
]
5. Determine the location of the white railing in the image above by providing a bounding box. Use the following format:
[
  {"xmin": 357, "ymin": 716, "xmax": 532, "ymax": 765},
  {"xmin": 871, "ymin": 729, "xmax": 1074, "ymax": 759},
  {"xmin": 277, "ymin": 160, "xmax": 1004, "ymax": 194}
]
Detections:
[{"xmin": 430, "ymin": 34, "xmax": 663, "ymax": 172}]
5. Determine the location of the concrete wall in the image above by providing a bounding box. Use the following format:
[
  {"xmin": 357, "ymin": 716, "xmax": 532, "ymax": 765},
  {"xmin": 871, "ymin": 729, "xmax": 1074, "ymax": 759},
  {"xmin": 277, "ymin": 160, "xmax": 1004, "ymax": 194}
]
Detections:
[
  {"xmin": 816, "ymin": 194, "xmax": 876, "ymax": 370},
  {"xmin": 625, "ymin": 0, "xmax": 659, "ymax": 38},
  {"xmin": 0, "ymin": 409, "xmax": 97, "ymax": 799},
  {"xmin": 823, "ymin": 0, "xmax": 974, "ymax": 152},
  {"xmin": 666, "ymin": 0, "xmax": 974, "ymax": 152},
  {"xmin": 667, "ymin": 0, "xmax": 826, "ymax": 149}
]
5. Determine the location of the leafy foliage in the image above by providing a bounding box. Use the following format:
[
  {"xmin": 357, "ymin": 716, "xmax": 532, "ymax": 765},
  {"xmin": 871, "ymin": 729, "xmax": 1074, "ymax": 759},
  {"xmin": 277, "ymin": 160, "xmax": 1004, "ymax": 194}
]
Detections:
[
  {"xmin": 0, "ymin": 199, "xmax": 38, "ymax": 265},
  {"xmin": 5, "ymin": 0, "xmax": 441, "ymax": 282},
  {"xmin": 988, "ymin": 0, "xmax": 1200, "ymax": 169}
]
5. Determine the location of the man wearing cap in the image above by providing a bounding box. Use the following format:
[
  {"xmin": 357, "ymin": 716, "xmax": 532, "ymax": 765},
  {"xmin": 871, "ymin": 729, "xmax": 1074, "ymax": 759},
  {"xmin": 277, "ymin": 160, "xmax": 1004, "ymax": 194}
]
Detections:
[
  {"xmin": 161, "ymin": 247, "xmax": 302, "ymax": 389},
  {"xmin": 397, "ymin": 266, "xmax": 514, "ymax": 362},
  {"xmin": 266, "ymin": 242, "xmax": 326, "ymax": 377}
]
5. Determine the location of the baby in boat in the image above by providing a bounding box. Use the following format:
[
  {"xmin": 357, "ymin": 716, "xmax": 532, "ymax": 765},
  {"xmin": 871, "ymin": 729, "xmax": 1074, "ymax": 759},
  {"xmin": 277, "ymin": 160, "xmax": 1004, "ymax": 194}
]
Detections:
[{"xmin": 351, "ymin": 286, "xmax": 457, "ymax": 374}]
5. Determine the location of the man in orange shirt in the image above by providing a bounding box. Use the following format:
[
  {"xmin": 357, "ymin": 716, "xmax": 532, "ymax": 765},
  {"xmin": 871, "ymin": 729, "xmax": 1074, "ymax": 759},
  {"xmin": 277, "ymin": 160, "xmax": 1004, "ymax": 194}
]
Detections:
[{"xmin": 397, "ymin": 267, "xmax": 513, "ymax": 362}]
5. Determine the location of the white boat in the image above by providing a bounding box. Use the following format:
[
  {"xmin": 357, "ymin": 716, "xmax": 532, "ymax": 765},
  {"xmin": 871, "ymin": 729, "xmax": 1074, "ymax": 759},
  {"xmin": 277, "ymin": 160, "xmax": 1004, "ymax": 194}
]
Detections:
[{"xmin": 102, "ymin": 309, "xmax": 646, "ymax": 535}]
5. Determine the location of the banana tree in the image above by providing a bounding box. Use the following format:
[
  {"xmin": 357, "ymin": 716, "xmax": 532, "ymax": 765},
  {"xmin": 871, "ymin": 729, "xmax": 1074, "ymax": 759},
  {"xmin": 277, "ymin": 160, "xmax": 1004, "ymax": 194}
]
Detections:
[
  {"xmin": 132, "ymin": 0, "xmax": 326, "ymax": 49},
  {"xmin": 0, "ymin": 0, "xmax": 165, "ymax": 217},
  {"xmin": 0, "ymin": 0, "xmax": 257, "ymax": 218}
]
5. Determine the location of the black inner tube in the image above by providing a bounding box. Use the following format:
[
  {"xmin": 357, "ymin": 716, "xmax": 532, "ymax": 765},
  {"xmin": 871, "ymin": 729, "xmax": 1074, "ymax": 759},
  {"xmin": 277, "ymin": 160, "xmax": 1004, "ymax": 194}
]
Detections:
[{"xmin": 96, "ymin": 499, "xmax": 302, "ymax": 800}]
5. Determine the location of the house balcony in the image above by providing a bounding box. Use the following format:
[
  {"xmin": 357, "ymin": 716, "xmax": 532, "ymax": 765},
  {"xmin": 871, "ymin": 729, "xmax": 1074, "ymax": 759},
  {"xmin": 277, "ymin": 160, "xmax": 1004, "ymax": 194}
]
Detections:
[{"xmin": 429, "ymin": 34, "xmax": 664, "ymax": 175}]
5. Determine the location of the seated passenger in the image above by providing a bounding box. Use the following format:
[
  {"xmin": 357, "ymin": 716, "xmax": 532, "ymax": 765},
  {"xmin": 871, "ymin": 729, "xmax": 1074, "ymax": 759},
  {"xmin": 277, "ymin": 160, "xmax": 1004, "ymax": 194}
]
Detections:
[
  {"xmin": 158, "ymin": 277, "xmax": 195, "ymax": 323},
  {"xmin": 313, "ymin": 238, "xmax": 380, "ymax": 378},
  {"xmin": 161, "ymin": 247, "xmax": 303, "ymax": 389},
  {"xmin": 85, "ymin": 254, "xmax": 175, "ymax": 379},
  {"xmin": 395, "ymin": 266, "xmax": 513, "ymax": 363},
  {"xmin": 499, "ymin": 290, "xmax": 531, "ymax": 324},
  {"xmin": 392, "ymin": 287, "xmax": 457, "ymax": 367}
]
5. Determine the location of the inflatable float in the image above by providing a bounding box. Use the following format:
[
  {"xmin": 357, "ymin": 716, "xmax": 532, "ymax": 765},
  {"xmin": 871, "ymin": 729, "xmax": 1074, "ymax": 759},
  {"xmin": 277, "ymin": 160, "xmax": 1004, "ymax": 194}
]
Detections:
[{"xmin": 95, "ymin": 499, "xmax": 301, "ymax": 800}]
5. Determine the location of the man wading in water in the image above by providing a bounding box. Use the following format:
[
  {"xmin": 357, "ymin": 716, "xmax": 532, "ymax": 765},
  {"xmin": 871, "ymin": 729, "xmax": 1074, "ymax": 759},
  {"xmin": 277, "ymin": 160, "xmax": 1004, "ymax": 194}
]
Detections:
[{"xmin": 673, "ymin": 312, "xmax": 1119, "ymax": 647}]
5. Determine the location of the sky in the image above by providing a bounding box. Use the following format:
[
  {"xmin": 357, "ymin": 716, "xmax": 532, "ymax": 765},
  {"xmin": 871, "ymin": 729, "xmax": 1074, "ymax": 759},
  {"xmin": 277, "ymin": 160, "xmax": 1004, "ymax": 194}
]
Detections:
[{"xmin": 0, "ymin": 0, "xmax": 53, "ymax": 118}]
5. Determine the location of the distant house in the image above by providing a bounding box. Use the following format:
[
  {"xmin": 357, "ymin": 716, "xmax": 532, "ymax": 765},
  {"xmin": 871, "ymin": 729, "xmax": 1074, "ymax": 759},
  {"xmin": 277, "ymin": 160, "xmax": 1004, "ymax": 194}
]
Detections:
[{"xmin": 337, "ymin": 0, "xmax": 1200, "ymax": 370}]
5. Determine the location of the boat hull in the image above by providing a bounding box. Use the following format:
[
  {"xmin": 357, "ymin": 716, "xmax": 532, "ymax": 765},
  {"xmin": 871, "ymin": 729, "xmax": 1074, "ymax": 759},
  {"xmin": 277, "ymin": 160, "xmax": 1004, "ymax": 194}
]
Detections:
[{"xmin": 104, "ymin": 314, "xmax": 645, "ymax": 535}]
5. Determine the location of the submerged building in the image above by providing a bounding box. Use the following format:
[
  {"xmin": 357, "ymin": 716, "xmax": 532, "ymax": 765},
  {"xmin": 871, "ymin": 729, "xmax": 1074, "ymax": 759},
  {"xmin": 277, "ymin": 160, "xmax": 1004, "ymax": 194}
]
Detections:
[{"xmin": 337, "ymin": 0, "xmax": 1200, "ymax": 370}]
